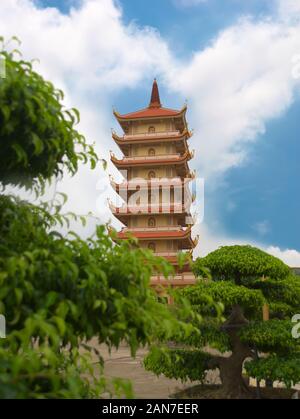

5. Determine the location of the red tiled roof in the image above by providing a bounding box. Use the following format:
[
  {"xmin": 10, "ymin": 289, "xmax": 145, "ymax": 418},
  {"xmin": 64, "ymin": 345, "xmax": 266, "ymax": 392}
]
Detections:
[
  {"xmin": 114, "ymin": 79, "xmax": 185, "ymax": 120},
  {"xmin": 117, "ymin": 229, "xmax": 192, "ymax": 240},
  {"xmin": 117, "ymin": 106, "xmax": 183, "ymax": 120}
]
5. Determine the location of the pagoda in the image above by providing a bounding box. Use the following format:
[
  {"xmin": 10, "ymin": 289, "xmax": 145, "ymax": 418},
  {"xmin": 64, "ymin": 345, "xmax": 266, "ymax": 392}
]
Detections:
[{"xmin": 109, "ymin": 80, "xmax": 198, "ymax": 291}]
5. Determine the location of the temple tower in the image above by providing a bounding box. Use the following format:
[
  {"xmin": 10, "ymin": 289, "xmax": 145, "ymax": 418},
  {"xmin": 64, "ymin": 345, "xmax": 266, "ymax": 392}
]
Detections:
[{"xmin": 109, "ymin": 80, "xmax": 197, "ymax": 289}]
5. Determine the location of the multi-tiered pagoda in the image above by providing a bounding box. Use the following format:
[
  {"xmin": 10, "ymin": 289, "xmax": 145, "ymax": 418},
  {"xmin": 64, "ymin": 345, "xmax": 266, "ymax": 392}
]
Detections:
[{"xmin": 109, "ymin": 80, "xmax": 197, "ymax": 290}]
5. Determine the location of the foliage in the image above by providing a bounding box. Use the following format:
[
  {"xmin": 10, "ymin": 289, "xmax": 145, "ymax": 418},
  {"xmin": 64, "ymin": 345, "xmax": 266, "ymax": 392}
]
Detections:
[
  {"xmin": 180, "ymin": 280, "xmax": 265, "ymax": 317},
  {"xmin": 0, "ymin": 40, "xmax": 98, "ymax": 190},
  {"xmin": 144, "ymin": 347, "xmax": 214, "ymax": 382},
  {"xmin": 145, "ymin": 245, "xmax": 300, "ymax": 396},
  {"xmin": 0, "ymin": 195, "xmax": 190, "ymax": 398},
  {"xmin": 0, "ymin": 40, "xmax": 191, "ymax": 398},
  {"xmin": 245, "ymin": 356, "xmax": 300, "ymax": 389},
  {"xmin": 198, "ymin": 245, "xmax": 290, "ymax": 283},
  {"xmin": 242, "ymin": 276, "xmax": 300, "ymax": 318},
  {"xmin": 239, "ymin": 320, "xmax": 300, "ymax": 353}
]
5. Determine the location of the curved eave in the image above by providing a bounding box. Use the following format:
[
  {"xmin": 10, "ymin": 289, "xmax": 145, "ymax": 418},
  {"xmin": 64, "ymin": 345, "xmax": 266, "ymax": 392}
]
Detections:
[
  {"xmin": 109, "ymin": 205, "xmax": 192, "ymax": 217},
  {"xmin": 117, "ymin": 227, "xmax": 193, "ymax": 241},
  {"xmin": 110, "ymin": 151, "xmax": 192, "ymax": 168},
  {"xmin": 112, "ymin": 129, "xmax": 192, "ymax": 145},
  {"xmin": 110, "ymin": 178, "xmax": 193, "ymax": 192},
  {"xmin": 113, "ymin": 105, "xmax": 187, "ymax": 122}
]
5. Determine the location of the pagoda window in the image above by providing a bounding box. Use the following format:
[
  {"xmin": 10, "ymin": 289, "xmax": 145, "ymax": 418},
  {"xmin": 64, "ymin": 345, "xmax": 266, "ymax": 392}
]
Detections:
[
  {"xmin": 148, "ymin": 148, "xmax": 155, "ymax": 157},
  {"xmin": 148, "ymin": 242, "xmax": 156, "ymax": 252},
  {"xmin": 148, "ymin": 126, "xmax": 155, "ymax": 133},
  {"xmin": 148, "ymin": 171, "xmax": 156, "ymax": 180},
  {"xmin": 148, "ymin": 217, "xmax": 156, "ymax": 228}
]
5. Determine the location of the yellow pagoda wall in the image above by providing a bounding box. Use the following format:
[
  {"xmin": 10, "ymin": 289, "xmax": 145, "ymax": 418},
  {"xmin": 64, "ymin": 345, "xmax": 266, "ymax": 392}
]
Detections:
[
  {"xmin": 139, "ymin": 240, "xmax": 179, "ymax": 252},
  {"xmin": 128, "ymin": 215, "xmax": 180, "ymax": 228},
  {"xmin": 130, "ymin": 143, "xmax": 177, "ymax": 157},
  {"xmin": 129, "ymin": 120, "xmax": 176, "ymax": 135},
  {"xmin": 129, "ymin": 167, "xmax": 177, "ymax": 179}
]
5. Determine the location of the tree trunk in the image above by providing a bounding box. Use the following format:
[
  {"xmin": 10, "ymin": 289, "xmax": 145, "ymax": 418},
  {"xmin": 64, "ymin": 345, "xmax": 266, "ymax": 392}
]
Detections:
[{"xmin": 219, "ymin": 305, "xmax": 254, "ymax": 399}]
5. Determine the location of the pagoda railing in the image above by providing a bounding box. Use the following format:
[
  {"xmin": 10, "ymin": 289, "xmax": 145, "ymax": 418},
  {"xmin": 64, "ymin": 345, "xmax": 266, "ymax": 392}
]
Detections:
[
  {"xmin": 123, "ymin": 131, "xmax": 180, "ymax": 140},
  {"xmin": 155, "ymin": 252, "xmax": 191, "ymax": 257},
  {"xmin": 155, "ymin": 252, "xmax": 178, "ymax": 257},
  {"xmin": 151, "ymin": 273, "xmax": 196, "ymax": 282},
  {"xmin": 110, "ymin": 202, "xmax": 188, "ymax": 213},
  {"xmin": 110, "ymin": 176, "xmax": 193, "ymax": 188},
  {"xmin": 123, "ymin": 226, "xmax": 184, "ymax": 233},
  {"xmin": 119, "ymin": 154, "xmax": 180, "ymax": 162}
]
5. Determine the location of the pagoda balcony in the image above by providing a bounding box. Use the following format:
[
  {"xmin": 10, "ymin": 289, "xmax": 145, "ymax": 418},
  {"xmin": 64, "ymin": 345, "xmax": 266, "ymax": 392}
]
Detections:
[
  {"xmin": 122, "ymin": 226, "xmax": 184, "ymax": 233},
  {"xmin": 109, "ymin": 175, "xmax": 193, "ymax": 190},
  {"xmin": 154, "ymin": 251, "xmax": 192, "ymax": 258},
  {"xmin": 155, "ymin": 252, "xmax": 179, "ymax": 257},
  {"xmin": 116, "ymin": 227, "xmax": 198, "ymax": 249},
  {"xmin": 124, "ymin": 130, "xmax": 181, "ymax": 140},
  {"xmin": 150, "ymin": 272, "xmax": 196, "ymax": 287},
  {"xmin": 112, "ymin": 130, "xmax": 192, "ymax": 154},
  {"xmin": 108, "ymin": 200, "xmax": 192, "ymax": 215},
  {"xmin": 110, "ymin": 150, "xmax": 193, "ymax": 169}
]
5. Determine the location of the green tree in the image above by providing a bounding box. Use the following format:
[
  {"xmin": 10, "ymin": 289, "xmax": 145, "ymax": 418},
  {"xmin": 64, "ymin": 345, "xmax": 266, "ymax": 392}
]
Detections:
[
  {"xmin": 145, "ymin": 246, "xmax": 300, "ymax": 398},
  {"xmin": 0, "ymin": 41, "xmax": 190, "ymax": 398},
  {"xmin": 0, "ymin": 39, "xmax": 98, "ymax": 191}
]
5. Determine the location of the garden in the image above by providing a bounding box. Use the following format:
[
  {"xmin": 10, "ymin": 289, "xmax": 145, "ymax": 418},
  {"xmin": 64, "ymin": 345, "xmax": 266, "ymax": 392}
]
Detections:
[{"xmin": 0, "ymin": 40, "xmax": 299, "ymax": 399}]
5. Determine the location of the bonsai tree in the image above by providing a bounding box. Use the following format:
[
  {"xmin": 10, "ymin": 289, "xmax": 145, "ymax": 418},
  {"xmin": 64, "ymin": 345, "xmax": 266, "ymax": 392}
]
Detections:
[{"xmin": 145, "ymin": 245, "xmax": 300, "ymax": 399}]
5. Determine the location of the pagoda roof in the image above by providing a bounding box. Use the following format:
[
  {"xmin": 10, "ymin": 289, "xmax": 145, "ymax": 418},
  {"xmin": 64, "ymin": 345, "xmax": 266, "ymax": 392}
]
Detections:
[
  {"xmin": 110, "ymin": 150, "xmax": 193, "ymax": 168},
  {"xmin": 115, "ymin": 227, "xmax": 198, "ymax": 249},
  {"xmin": 108, "ymin": 200, "xmax": 192, "ymax": 217},
  {"xmin": 113, "ymin": 79, "xmax": 187, "ymax": 126},
  {"xmin": 109, "ymin": 176, "xmax": 193, "ymax": 191},
  {"xmin": 112, "ymin": 129, "xmax": 191, "ymax": 145},
  {"xmin": 114, "ymin": 106, "xmax": 186, "ymax": 121}
]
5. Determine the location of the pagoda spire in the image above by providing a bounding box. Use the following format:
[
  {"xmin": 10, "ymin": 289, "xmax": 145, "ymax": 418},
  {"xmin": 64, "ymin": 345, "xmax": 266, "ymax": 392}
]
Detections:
[{"xmin": 149, "ymin": 78, "xmax": 161, "ymax": 108}]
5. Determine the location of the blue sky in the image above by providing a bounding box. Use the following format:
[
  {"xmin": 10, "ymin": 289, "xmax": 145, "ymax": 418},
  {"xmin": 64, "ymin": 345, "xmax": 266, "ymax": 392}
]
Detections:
[{"xmin": 2, "ymin": 0, "xmax": 300, "ymax": 263}]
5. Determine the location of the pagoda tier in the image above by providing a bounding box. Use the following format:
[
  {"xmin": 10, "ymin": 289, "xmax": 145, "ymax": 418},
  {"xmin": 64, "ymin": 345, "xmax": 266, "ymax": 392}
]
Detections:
[
  {"xmin": 110, "ymin": 151, "xmax": 193, "ymax": 179},
  {"xmin": 109, "ymin": 79, "xmax": 197, "ymax": 290},
  {"xmin": 110, "ymin": 150, "xmax": 193, "ymax": 167},
  {"xmin": 113, "ymin": 106, "xmax": 188, "ymax": 133},
  {"xmin": 112, "ymin": 130, "xmax": 192, "ymax": 155},
  {"xmin": 109, "ymin": 176, "xmax": 193, "ymax": 191},
  {"xmin": 109, "ymin": 176, "xmax": 194, "ymax": 203},
  {"xmin": 117, "ymin": 227, "xmax": 198, "ymax": 250},
  {"xmin": 108, "ymin": 200, "xmax": 195, "ymax": 216}
]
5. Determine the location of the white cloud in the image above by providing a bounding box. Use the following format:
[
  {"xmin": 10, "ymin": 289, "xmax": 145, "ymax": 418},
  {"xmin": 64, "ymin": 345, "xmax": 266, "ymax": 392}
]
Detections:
[
  {"xmin": 267, "ymin": 246, "xmax": 300, "ymax": 267},
  {"xmin": 0, "ymin": 0, "xmax": 172, "ymax": 224},
  {"xmin": 1, "ymin": 0, "xmax": 300, "ymax": 262},
  {"xmin": 168, "ymin": 17, "xmax": 300, "ymax": 178},
  {"xmin": 277, "ymin": 0, "xmax": 300, "ymax": 21}
]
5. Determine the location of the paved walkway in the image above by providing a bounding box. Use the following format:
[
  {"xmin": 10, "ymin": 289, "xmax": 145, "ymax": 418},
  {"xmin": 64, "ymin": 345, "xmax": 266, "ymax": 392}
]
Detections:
[{"xmin": 89, "ymin": 341, "xmax": 191, "ymax": 399}]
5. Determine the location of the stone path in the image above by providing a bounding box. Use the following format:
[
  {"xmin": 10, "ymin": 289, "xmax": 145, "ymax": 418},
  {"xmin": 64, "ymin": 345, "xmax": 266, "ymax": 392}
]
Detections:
[{"xmin": 89, "ymin": 341, "xmax": 191, "ymax": 399}]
